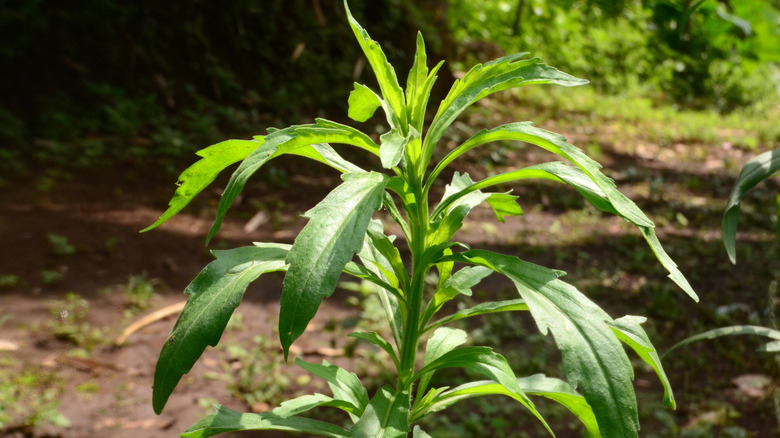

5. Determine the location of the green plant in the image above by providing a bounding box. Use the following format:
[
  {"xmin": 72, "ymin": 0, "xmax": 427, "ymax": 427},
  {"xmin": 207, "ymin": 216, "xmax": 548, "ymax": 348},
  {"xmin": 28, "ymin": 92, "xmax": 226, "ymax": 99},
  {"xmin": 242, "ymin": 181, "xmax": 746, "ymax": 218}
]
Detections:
[
  {"xmin": 123, "ymin": 274, "xmax": 160, "ymax": 311},
  {"xmin": 46, "ymin": 233, "xmax": 76, "ymax": 256},
  {"xmin": 47, "ymin": 292, "xmax": 106, "ymax": 351},
  {"xmin": 144, "ymin": 2, "xmax": 697, "ymax": 436}
]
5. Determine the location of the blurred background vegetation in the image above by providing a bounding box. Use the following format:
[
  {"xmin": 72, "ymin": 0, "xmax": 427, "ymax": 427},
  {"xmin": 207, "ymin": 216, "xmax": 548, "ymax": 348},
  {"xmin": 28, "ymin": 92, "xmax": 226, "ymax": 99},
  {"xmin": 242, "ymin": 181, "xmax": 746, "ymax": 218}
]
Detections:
[{"xmin": 1, "ymin": 0, "xmax": 778, "ymax": 169}]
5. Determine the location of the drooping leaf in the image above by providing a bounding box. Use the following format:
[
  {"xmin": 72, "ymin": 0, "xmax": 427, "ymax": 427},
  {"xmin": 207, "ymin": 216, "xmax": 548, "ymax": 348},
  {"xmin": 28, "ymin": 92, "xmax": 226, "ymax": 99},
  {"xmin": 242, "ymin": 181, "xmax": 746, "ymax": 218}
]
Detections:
[
  {"xmin": 608, "ymin": 315, "xmax": 675, "ymax": 409},
  {"xmin": 431, "ymin": 122, "xmax": 652, "ymax": 228},
  {"xmin": 426, "ymin": 299, "xmax": 528, "ymax": 332},
  {"xmin": 723, "ymin": 148, "xmax": 780, "ymax": 263},
  {"xmin": 433, "ymin": 163, "xmax": 697, "ymax": 302},
  {"xmin": 152, "ymin": 243, "xmax": 289, "ymax": 414},
  {"xmin": 486, "ymin": 192, "xmax": 524, "ymax": 223},
  {"xmin": 181, "ymin": 404, "xmax": 349, "ymax": 438},
  {"xmin": 442, "ymin": 250, "xmax": 639, "ymax": 437},
  {"xmin": 296, "ymin": 359, "xmax": 370, "ymax": 422},
  {"xmin": 417, "ymin": 375, "xmax": 601, "ymax": 438},
  {"xmin": 273, "ymin": 393, "xmax": 359, "ymax": 418},
  {"xmin": 344, "ymin": 0, "xmax": 406, "ymax": 129},
  {"xmin": 664, "ymin": 325, "xmax": 780, "ymax": 358},
  {"xmin": 422, "ymin": 54, "xmax": 587, "ymax": 166},
  {"xmin": 142, "ymin": 138, "xmax": 262, "ymax": 232},
  {"xmin": 416, "ymin": 327, "xmax": 468, "ymax": 400},
  {"xmin": 412, "ymin": 346, "xmax": 551, "ymax": 435},
  {"xmin": 280, "ymin": 172, "xmax": 389, "ymax": 358},
  {"xmin": 349, "ymin": 331, "xmax": 399, "ymax": 368},
  {"xmin": 351, "ymin": 386, "xmax": 410, "ymax": 438},
  {"xmin": 348, "ymin": 83, "xmax": 383, "ymax": 122},
  {"xmin": 208, "ymin": 120, "xmax": 379, "ymax": 242}
]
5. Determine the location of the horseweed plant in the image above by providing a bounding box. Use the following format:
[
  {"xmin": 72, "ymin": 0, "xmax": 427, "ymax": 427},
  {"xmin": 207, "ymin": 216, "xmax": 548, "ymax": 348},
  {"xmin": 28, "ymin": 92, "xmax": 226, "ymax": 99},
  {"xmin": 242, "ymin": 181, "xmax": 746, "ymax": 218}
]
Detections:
[{"xmin": 143, "ymin": 3, "xmax": 698, "ymax": 437}]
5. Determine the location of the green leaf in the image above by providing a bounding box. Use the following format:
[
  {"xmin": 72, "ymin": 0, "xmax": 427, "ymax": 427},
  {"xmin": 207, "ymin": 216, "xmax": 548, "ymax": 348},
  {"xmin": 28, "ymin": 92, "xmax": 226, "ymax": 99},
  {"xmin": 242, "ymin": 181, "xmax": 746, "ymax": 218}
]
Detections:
[
  {"xmin": 723, "ymin": 148, "xmax": 780, "ymax": 263},
  {"xmin": 486, "ymin": 192, "xmax": 523, "ymax": 223},
  {"xmin": 344, "ymin": 1, "xmax": 406, "ymax": 130},
  {"xmin": 273, "ymin": 393, "xmax": 357, "ymax": 418},
  {"xmin": 664, "ymin": 325, "xmax": 780, "ymax": 358},
  {"xmin": 351, "ymin": 386, "xmax": 410, "ymax": 438},
  {"xmin": 365, "ymin": 225, "xmax": 409, "ymax": 290},
  {"xmin": 422, "ymin": 265, "xmax": 493, "ymax": 325},
  {"xmin": 348, "ymin": 83, "xmax": 382, "ymax": 122},
  {"xmin": 349, "ymin": 332, "xmax": 399, "ymax": 368},
  {"xmin": 427, "ymin": 299, "xmax": 528, "ymax": 332},
  {"xmin": 412, "ymin": 426, "xmax": 432, "ymax": 438},
  {"xmin": 152, "ymin": 243, "xmax": 289, "ymax": 414},
  {"xmin": 181, "ymin": 404, "xmax": 349, "ymax": 438},
  {"xmin": 296, "ymin": 359, "xmax": 370, "ymax": 421},
  {"xmin": 412, "ymin": 346, "xmax": 551, "ymax": 434},
  {"xmin": 433, "ymin": 163, "xmax": 697, "ymax": 302},
  {"xmin": 422, "ymin": 55, "xmax": 587, "ymax": 168},
  {"xmin": 431, "ymin": 122, "xmax": 651, "ymax": 227},
  {"xmin": 443, "ymin": 250, "xmax": 639, "ymax": 437},
  {"xmin": 417, "ymin": 327, "xmax": 468, "ymax": 400},
  {"xmin": 208, "ymin": 120, "xmax": 379, "ymax": 242},
  {"xmin": 142, "ymin": 138, "xmax": 262, "ymax": 232},
  {"xmin": 280, "ymin": 172, "xmax": 389, "ymax": 358},
  {"xmin": 518, "ymin": 374, "xmax": 602, "ymax": 438},
  {"xmin": 405, "ymin": 32, "xmax": 444, "ymax": 133},
  {"xmin": 428, "ymin": 172, "xmax": 490, "ymax": 245},
  {"xmin": 608, "ymin": 315, "xmax": 675, "ymax": 409},
  {"xmin": 379, "ymin": 128, "xmax": 411, "ymax": 169}
]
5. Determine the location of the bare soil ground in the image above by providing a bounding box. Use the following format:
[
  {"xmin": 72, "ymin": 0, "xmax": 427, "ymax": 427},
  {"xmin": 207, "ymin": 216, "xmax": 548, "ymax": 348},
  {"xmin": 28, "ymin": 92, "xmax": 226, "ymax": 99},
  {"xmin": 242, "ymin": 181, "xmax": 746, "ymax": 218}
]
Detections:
[{"xmin": 1, "ymin": 122, "xmax": 778, "ymax": 437}]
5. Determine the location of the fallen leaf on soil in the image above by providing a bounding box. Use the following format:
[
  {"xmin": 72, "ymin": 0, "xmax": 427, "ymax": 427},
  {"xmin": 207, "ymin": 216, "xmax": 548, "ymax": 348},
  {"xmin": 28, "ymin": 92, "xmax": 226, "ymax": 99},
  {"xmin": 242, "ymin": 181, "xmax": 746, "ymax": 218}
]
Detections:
[
  {"xmin": 732, "ymin": 374, "xmax": 773, "ymax": 399},
  {"xmin": 114, "ymin": 300, "xmax": 187, "ymax": 345},
  {"xmin": 42, "ymin": 353, "xmax": 120, "ymax": 373}
]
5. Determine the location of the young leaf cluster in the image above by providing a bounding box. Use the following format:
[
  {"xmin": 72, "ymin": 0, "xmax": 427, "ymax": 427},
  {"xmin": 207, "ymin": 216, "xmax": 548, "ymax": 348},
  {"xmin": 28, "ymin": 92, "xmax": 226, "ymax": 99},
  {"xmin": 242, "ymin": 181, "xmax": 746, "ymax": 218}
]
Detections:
[{"xmin": 144, "ymin": 2, "xmax": 697, "ymax": 436}]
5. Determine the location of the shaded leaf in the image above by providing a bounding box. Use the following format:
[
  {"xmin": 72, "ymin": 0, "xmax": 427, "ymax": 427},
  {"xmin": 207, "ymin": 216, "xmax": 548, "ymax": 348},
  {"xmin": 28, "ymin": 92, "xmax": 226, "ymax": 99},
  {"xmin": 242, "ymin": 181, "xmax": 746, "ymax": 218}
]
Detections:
[
  {"xmin": 351, "ymin": 386, "xmax": 410, "ymax": 438},
  {"xmin": 665, "ymin": 325, "xmax": 780, "ymax": 358},
  {"xmin": 723, "ymin": 148, "xmax": 780, "ymax": 263},
  {"xmin": 296, "ymin": 359, "xmax": 369, "ymax": 421},
  {"xmin": 609, "ymin": 315, "xmax": 675, "ymax": 409},
  {"xmin": 442, "ymin": 250, "xmax": 638, "ymax": 437},
  {"xmin": 422, "ymin": 266, "xmax": 493, "ymax": 325},
  {"xmin": 427, "ymin": 299, "xmax": 528, "ymax": 332},
  {"xmin": 273, "ymin": 393, "xmax": 358, "ymax": 418},
  {"xmin": 349, "ymin": 332, "xmax": 399, "ymax": 368},
  {"xmin": 152, "ymin": 243, "xmax": 289, "ymax": 414},
  {"xmin": 181, "ymin": 404, "xmax": 348, "ymax": 438},
  {"xmin": 417, "ymin": 327, "xmax": 468, "ymax": 399},
  {"xmin": 280, "ymin": 172, "xmax": 389, "ymax": 357}
]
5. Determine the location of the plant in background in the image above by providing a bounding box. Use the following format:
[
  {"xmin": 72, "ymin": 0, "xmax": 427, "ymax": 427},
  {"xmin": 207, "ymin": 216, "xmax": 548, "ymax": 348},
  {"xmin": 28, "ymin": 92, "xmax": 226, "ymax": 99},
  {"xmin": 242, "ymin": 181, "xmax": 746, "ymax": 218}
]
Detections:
[{"xmin": 143, "ymin": 2, "xmax": 698, "ymax": 436}]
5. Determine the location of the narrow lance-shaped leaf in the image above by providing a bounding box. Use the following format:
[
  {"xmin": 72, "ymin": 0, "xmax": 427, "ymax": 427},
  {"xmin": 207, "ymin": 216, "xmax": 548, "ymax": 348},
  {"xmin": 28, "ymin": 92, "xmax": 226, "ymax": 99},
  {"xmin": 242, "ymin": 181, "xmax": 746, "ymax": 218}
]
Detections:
[
  {"xmin": 723, "ymin": 147, "xmax": 780, "ymax": 263},
  {"xmin": 295, "ymin": 359, "xmax": 370, "ymax": 421},
  {"xmin": 422, "ymin": 265, "xmax": 493, "ymax": 326},
  {"xmin": 351, "ymin": 386, "xmax": 410, "ymax": 438},
  {"xmin": 442, "ymin": 250, "xmax": 639, "ymax": 437},
  {"xmin": 349, "ymin": 331, "xmax": 400, "ymax": 369},
  {"xmin": 430, "ymin": 122, "xmax": 652, "ymax": 228},
  {"xmin": 182, "ymin": 404, "xmax": 349, "ymax": 438},
  {"xmin": 422, "ymin": 54, "xmax": 587, "ymax": 171},
  {"xmin": 344, "ymin": 0, "xmax": 406, "ymax": 130},
  {"xmin": 428, "ymin": 172, "xmax": 491, "ymax": 245},
  {"xmin": 413, "ymin": 346, "xmax": 552, "ymax": 435},
  {"xmin": 273, "ymin": 393, "xmax": 359, "ymax": 418},
  {"xmin": 664, "ymin": 325, "xmax": 780, "ymax": 358},
  {"xmin": 142, "ymin": 138, "xmax": 262, "ymax": 232},
  {"xmin": 280, "ymin": 172, "xmax": 389, "ymax": 358},
  {"xmin": 208, "ymin": 120, "xmax": 378, "ymax": 242},
  {"xmin": 416, "ymin": 327, "xmax": 468, "ymax": 401},
  {"xmin": 433, "ymin": 163, "xmax": 697, "ymax": 302},
  {"xmin": 426, "ymin": 299, "xmax": 528, "ymax": 332},
  {"xmin": 608, "ymin": 315, "xmax": 675, "ymax": 409},
  {"xmin": 417, "ymin": 375, "xmax": 602, "ymax": 438},
  {"xmin": 153, "ymin": 243, "xmax": 290, "ymax": 414}
]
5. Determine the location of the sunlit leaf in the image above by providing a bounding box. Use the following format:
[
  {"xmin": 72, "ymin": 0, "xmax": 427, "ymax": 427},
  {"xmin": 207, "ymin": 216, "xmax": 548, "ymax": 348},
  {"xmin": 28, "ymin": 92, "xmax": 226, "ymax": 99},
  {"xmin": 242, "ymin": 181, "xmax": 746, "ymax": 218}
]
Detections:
[
  {"xmin": 348, "ymin": 83, "xmax": 382, "ymax": 122},
  {"xmin": 426, "ymin": 299, "xmax": 528, "ymax": 332},
  {"xmin": 485, "ymin": 192, "xmax": 524, "ymax": 222},
  {"xmin": 152, "ymin": 243, "xmax": 289, "ymax": 414},
  {"xmin": 296, "ymin": 359, "xmax": 369, "ymax": 422},
  {"xmin": 416, "ymin": 327, "xmax": 468, "ymax": 400}
]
